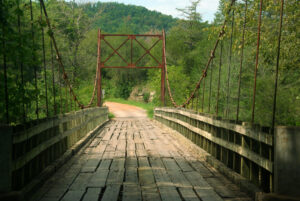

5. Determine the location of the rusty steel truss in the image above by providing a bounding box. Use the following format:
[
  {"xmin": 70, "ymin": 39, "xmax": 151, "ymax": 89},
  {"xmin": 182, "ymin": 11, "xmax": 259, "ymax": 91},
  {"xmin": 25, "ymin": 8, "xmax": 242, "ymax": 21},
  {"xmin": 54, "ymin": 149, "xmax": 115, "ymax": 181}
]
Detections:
[{"xmin": 96, "ymin": 29, "xmax": 166, "ymax": 106}]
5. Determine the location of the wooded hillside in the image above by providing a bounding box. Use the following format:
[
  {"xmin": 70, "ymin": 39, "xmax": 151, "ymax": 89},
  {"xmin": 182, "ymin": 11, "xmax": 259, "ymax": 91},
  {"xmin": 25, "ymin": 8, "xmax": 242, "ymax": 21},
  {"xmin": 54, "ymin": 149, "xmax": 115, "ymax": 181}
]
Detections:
[{"xmin": 0, "ymin": 0, "xmax": 299, "ymax": 127}]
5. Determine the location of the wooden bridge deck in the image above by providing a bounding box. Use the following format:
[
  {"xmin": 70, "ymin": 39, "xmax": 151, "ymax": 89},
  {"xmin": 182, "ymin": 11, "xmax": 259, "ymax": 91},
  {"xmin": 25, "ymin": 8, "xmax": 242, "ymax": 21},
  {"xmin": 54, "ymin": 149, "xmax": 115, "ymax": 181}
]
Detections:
[{"xmin": 32, "ymin": 118, "xmax": 252, "ymax": 201}]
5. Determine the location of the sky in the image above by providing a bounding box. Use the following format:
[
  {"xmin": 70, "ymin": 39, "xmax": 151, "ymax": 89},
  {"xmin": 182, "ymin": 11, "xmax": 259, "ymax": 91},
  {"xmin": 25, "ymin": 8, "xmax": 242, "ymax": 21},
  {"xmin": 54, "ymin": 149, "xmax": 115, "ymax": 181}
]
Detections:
[{"xmin": 78, "ymin": 0, "xmax": 220, "ymax": 22}]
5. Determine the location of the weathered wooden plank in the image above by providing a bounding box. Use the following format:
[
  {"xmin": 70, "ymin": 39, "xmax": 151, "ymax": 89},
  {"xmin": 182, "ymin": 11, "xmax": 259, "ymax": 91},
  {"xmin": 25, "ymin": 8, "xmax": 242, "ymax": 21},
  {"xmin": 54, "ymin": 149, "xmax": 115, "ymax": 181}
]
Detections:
[
  {"xmin": 40, "ymin": 197, "xmax": 59, "ymax": 201},
  {"xmin": 110, "ymin": 158, "xmax": 125, "ymax": 171},
  {"xmin": 127, "ymin": 131, "xmax": 134, "ymax": 140},
  {"xmin": 81, "ymin": 158, "xmax": 101, "ymax": 173},
  {"xmin": 162, "ymin": 158, "xmax": 181, "ymax": 171},
  {"xmin": 127, "ymin": 140, "xmax": 136, "ymax": 151},
  {"xmin": 159, "ymin": 186, "xmax": 182, "ymax": 201},
  {"xmin": 102, "ymin": 126, "xmax": 115, "ymax": 141},
  {"xmin": 89, "ymin": 137, "xmax": 101, "ymax": 147},
  {"xmin": 136, "ymin": 148, "xmax": 148, "ymax": 157},
  {"xmin": 143, "ymin": 140, "xmax": 154, "ymax": 151},
  {"xmin": 88, "ymin": 169, "xmax": 109, "ymax": 187},
  {"xmin": 60, "ymin": 190, "xmax": 85, "ymax": 201},
  {"xmin": 123, "ymin": 184, "xmax": 142, "ymax": 201},
  {"xmin": 127, "ymin": 149, "xmax": 136, "ymax": 157},
  {"xmin": 145, "ymin": 129, "xmax": 157, "ymax": 140},
  {"xmin": 194, "ymin": 188, "xmax": 223, "ymax": 201},
  {"xmin": 69, "ymin": 173, "xmax": 93, "ymax": 190},
  {"xmin": 168, "ymin": 150, "xmax": 181, "ymax": 157},
  {"xmin": 105, "ymin": 142, "xmax": 117, "ymax": 152},
  {"xmin": 125, "ymin": 167, "xmax": 139, "ymax": 184},
  {"xmin": 138, "ymin": 167, "xmax": 156, "ymax": 187},
  {"xmin": 91, "ymin": 141, "xmax": 107, "ymax": 154},
  {"xmin": 206, "ymin": 178, "xmax": 235, "ymax": 198},
  {"xmin": 190, "ymin": 161, "xmax": 213, "ymax": 178},
  {"xmin": 83, "ymin": 147, "xmax": 93, "ymax": 154},
  {"xmin": 106, "ymin": 169, "xmax": 124, "ymax": 185},
  {"xmin": 138, "ymin": 157, "xmax": 150, "ymax": 168},
  {"xmin": 126, "ymin": 157, "xmax": 138, "ymax": 169},
  {"xmin": 222, "ymin": 198, "xmax": 252, "ymax": 201},
  {"xmin": 98, "ymin": 159, "xmax": 112, "ymax": 170},
  {"xmin": 134, "ymin": 132, "xmax": 142, "ymax": 142},
  {"xmin": 167, "ymin": 170, "xmax": 192, "ymax": 187},
  {"xmin": 114, "ymin": 150, "xmax": 126, "ymax": 158},
  {"xmin": 116, "ymin": 139, "xmax": 126, "ymax": 151},
  {"xmin": 42, "ymin": 187, "xmax": 67, "ymax": 199},
  {"xmin": 174, "ymin": 157, "xmax": 194, "ymax": 172},
  {"xmin": 152, "ymin": 169, "xmax": 173, "ymax": 187},
  {"xmin": 156, "ymin": 145, "xmax": 172, "ymax": 157},
  {"xmin": 178, "ymin": 187, "xmax": 199, "ymax": 201},
  {"xmin": 149, "ymin": 157, "xmax": 165, "ymax": 169},
  {"xmin": 101, "ymin": 184, "xmax": 121, "ymax": 201},
  {"xmin": 183, "ymin": 171, "xmax": 210, "ymax": 188},
  {"xmin": 142, "ymin": 187, "xmax": 161, "ymax": 201},
  {"xmin": 102, "ymin": 151, "xmax": 115, "ymax": 159},
  {"xmin": 119, "ymin": 131, "xmax": 127, "ymax": 140},
  {"xmin": 136, "ymin": 143, "xmax": 145, "ymax": 150},
  {"xmin": 82, "ymin": 188, "xmax": 102, "ymax": 201}
]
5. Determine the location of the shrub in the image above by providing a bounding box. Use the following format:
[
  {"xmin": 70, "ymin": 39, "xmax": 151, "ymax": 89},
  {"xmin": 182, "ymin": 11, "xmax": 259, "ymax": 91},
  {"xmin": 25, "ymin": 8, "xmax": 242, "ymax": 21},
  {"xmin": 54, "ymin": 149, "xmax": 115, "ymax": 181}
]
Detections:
[{"xmin": 143, "ymin": 92, "xmax": 150, "ymax": 103}]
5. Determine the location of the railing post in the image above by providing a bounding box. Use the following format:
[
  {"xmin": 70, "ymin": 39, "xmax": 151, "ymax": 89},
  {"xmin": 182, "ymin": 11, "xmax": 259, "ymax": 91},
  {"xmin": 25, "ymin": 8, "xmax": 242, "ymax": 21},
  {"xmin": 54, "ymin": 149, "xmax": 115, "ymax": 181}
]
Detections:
[
  {"xmin": 274, "ymin": 126, "xmax": 300, "ymax": 197},
  {"xmin": 0, "ymin": 126, "xmax": 12, "ymax": 192},
  {"xmin": 97, "ymin": 29, "xmax": 102, "ymax": 107}
]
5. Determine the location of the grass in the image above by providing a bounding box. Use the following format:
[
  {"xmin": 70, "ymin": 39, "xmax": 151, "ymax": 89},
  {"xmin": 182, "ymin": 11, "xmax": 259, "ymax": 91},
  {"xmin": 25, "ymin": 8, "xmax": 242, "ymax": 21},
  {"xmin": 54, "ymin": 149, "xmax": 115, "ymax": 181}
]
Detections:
[
  {"xmin": 105, "ymin": 98, "xmax": 156, "ymax": 118},
  {"xmin": 108, "ymin": 112, "xmax": 115, "ymax": 119}
]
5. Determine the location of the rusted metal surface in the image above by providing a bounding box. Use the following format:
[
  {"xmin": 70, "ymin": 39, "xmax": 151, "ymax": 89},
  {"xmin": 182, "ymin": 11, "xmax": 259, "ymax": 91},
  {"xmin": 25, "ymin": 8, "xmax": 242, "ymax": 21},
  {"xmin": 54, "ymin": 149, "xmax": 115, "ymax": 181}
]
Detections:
[
  {"xmin": 99, "ymin": 34, "xmax": 163, "ymax": 69},
  {"xmin": 251, "ymin": 0, "xmax": 263, "ymax": 123},
  {"xmin": 97, "ymin": 31, "xmax": 166, "ymax": 106},
  {"xmin": 103, "ymin": 37, "xmax": 129, "ymax": 65},
  {"xmin": 97, "ymin": 29, "xmax": 102, "ymax": 107},
  {"xmin": 162, "ymin": 29, "xmax": 166, "ymax": 106}
]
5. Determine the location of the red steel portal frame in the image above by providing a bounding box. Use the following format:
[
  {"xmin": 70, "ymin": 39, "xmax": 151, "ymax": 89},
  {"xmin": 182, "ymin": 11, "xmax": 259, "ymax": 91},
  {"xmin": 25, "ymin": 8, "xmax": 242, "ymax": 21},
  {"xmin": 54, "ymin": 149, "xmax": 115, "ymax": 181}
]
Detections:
[{"xmin": 96, "ymin": 29, "xmax": 166, "ymax": 106}]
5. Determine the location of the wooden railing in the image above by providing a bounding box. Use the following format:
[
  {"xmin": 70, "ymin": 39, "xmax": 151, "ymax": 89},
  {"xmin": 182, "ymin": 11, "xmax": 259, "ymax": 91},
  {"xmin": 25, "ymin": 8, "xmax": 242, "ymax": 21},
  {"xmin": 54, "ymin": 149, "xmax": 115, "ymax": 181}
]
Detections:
[
  {"xmin": 154, "ymin": 107, "xmax": 273, "ymax": 192},
  {"xmin": 0, "ymin": 107, "xmax": 108, "ymax": 194}
]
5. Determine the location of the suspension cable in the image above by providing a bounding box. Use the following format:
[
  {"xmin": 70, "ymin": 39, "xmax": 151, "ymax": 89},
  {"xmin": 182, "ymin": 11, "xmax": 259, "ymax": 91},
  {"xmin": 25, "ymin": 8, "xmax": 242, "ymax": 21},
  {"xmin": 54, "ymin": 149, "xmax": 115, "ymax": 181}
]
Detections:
[
  {"xmin": 164, "ymin": 0, "xmax": 236, "ymax": 108},
  {"xmin": 271, "ymin": 0, "xmax": 284, "ymax": 129},
  {"xmin": 251, "ymin": 0, "xmax": 263, "ymax": 123},
  {"xmin": 39, "ymin": 0, "xmax": 98, "ymax": 109},
  {"xmin": 236, "ymin": 0, "xmax": 248, "ymax": 122}
]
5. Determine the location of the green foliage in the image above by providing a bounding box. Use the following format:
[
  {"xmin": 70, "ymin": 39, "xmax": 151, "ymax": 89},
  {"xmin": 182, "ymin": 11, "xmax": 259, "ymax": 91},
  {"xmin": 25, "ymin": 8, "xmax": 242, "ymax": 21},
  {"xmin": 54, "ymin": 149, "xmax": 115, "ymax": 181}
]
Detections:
[
  {"xmin": 108, "ymin": 112, "xmax": 115, "ymax": 119},
  {"xmin": 143, "ymin": 92, "xmax": 150, "ymax": 103},
  {"xmin": 0, "ymin": 0, "xmax": 299, "ymax": 128},
  {"xmin": 0, "ymin": 0, "xmax": 175, "ymax": 124},
  {"xmin": 82, "ymin": 2, "xmax": 176, "ymax": 33}
]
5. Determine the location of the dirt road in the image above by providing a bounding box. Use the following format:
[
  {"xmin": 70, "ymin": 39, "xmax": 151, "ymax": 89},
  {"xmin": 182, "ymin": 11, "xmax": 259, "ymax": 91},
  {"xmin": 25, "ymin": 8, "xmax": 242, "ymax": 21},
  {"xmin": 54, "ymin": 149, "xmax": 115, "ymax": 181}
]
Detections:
[{"xmin": 104, "ymin": 101, "xmax": 147, "ymax": 118}]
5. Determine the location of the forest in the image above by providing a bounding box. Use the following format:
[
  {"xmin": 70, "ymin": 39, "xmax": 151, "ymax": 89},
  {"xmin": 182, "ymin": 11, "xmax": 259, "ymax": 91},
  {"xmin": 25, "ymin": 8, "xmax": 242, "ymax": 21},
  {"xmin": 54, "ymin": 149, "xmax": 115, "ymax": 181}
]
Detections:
[{"xmin": 0, "ymin": 0, "xmax": 299, "ymax": 128}]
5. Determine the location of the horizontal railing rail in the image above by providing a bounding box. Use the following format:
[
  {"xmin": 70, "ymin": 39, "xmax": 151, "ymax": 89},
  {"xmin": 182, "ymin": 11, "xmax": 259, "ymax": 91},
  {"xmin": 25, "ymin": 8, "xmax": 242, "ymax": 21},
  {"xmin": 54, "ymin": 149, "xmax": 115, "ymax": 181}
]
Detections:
[
  {"xmin": 154, "ymin": 107, "xmax": 273, "ymax": 192},
  {"xmin": 0, "ymin": 107, "xmax": 108, "ymax": 193}
]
